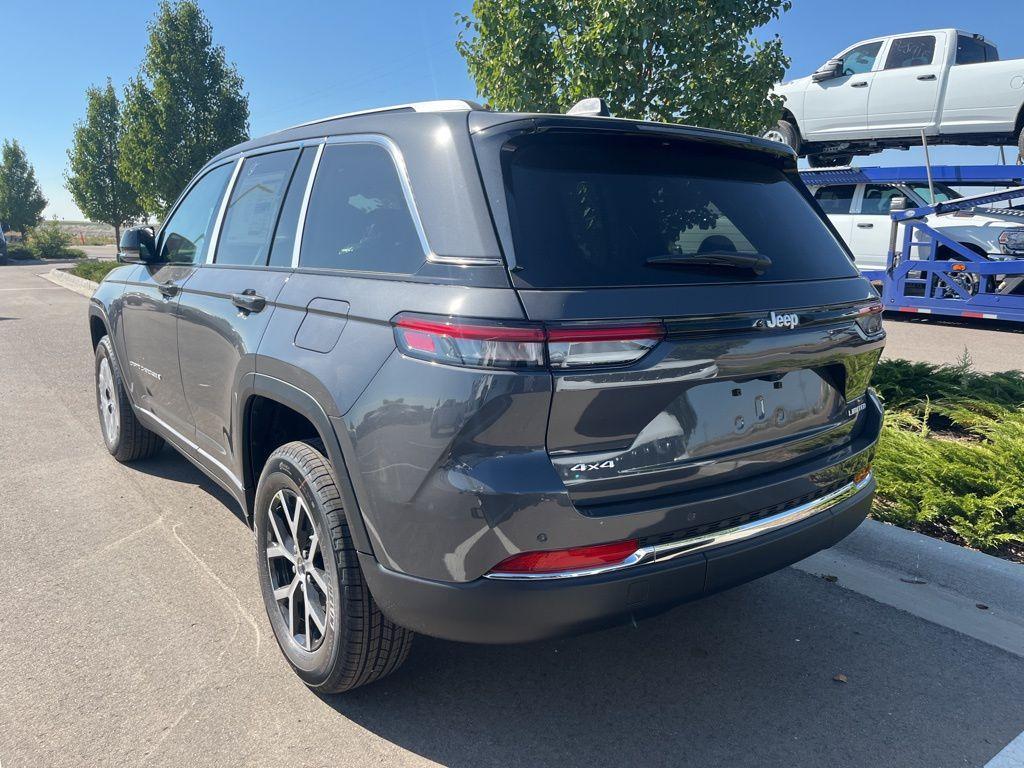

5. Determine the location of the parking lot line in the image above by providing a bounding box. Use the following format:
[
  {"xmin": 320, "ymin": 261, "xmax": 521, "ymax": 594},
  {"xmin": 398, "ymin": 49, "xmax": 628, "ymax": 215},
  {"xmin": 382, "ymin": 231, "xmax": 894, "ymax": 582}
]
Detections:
[{"xmin": 985, "ymin": 729, "xmax": 1024, "ymax": 767}]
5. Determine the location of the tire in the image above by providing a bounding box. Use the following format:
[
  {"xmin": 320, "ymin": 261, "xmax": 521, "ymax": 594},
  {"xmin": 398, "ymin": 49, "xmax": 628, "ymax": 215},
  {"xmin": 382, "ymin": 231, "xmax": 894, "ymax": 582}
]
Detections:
[
  {"xmin": 807, "ymin": 153, "xmax": 854, "ymax": 168},
  {"xmin": 254, "ymin": 440, "xmax": 412, "ymax": 693},
  {"xmin": 94, "ymin": 335, "xmax": 164, "ymax": 462},
  {"xmin": 1017, "ymin": 126, "xmax": 1023, "ymax": 165},
  {"xmin": 763, "ymin": 120, "xmax": 800, "ymax": 153}
]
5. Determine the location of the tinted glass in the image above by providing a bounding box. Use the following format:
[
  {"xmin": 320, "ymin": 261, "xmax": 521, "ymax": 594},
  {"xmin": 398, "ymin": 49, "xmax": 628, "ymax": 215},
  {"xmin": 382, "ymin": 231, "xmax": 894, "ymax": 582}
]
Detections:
[
  {"xmin": 268, "ymin": 146, "xmax": 318, "ymax": 267},
  {"xmin": 299, "ymin": 143, "xmax": 423, "ymax": 274},
  {"xmin": 956, "ymin": 35, "xmax": 998, "ymax": 65},
  {"xmin": 908, "ymin": 183, "xmax": 960, "ymax": 204},
  {"xmin": 814, "ymin": 185, "xmax": 857, "ymax": 214},
  {"xmin": 840, "ymin": 42, "xmax": 883, "ymax": 76},
  {"xmin": 159, "ymin": 163, "xmax": 233, "ymax": 264},
  {"xmin": 860, "ymin": 185, "xmax": 903, "ymax": 215},
  {"xmin": 503, "ymin": 134, "xmax": 859, "ymax": 288},
  {"xmin": 885, "ymin": 36, "xmax": 936, "ymax": 70},
  {"xmin": 215, "ymin": 149, "xmax": 298, "ymax": 266}
]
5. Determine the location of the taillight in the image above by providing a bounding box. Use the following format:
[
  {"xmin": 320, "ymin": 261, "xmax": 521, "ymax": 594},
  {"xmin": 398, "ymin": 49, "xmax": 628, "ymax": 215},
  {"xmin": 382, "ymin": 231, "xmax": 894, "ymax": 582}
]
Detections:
[
  {"xmin": 392, "ymin": 313, "xmax": 664, "ymax": 370},
  {"xmin": 489, "ymin": 539, "xmax": 639, "ymax": 575},
  {"xmin": 854, "ymin": 302, "xmax": 884, "ymax": 338}
]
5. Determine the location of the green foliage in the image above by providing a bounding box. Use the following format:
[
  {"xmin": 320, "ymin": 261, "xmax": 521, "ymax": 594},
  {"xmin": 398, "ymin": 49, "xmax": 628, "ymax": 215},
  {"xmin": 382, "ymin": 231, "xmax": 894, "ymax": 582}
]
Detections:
[
  {"xmin": 0, "ymin": 139, "xmax": 47, "ymax": 235},
  {"xmin": 456, "ymin": 0, "xmax": 792, "ymax": 135},
  {"xmin": 27, "ymin": 221, "xmax": 80, "ymax": 259},
  {"xmin": 70, "ymin": 259, "xmax": 122, "ymax": 283},
  {"xmin": 871, "ymin": 357, "xmax": 1024, "ymax": 411},
  {"xmin": 119, "ymin": 0, "xmax": 249, "ymax": 215},
  {"xmin": 66, "ymin": 80, "xmax": 145, "ymax": 242},
  {"xmin": 870, "ymin": 359, "xmax": 1024, "ymax": 555}
]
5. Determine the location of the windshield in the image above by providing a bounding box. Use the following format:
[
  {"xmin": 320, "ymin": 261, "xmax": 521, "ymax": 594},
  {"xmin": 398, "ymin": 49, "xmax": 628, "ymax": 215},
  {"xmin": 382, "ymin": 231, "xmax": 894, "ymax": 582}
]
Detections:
[
  {"xmin": 502, "ymin": 133, "xmax": 858, "ymax": 288},
  {"xmin": 907, "ymin": 183, "xmax": 962, "ymax": 204}
]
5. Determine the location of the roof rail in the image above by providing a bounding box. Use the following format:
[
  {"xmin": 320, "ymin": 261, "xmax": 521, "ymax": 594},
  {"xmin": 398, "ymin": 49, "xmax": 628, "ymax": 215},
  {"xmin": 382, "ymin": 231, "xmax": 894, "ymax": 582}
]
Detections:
[{"xmin": 284, "ymin": 100, "xmax": 484, "ymax": 131}]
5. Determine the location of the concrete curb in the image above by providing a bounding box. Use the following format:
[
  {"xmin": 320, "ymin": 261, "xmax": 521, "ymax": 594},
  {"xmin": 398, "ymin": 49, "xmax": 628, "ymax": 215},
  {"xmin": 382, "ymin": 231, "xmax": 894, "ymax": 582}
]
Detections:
[
  {"xmin": 39, "ymin": 267, "xmax": 98, "ymax": 298},
  {"xmin": 796, "ymin": 519, "xmax": 1024, "ymax": 657}
]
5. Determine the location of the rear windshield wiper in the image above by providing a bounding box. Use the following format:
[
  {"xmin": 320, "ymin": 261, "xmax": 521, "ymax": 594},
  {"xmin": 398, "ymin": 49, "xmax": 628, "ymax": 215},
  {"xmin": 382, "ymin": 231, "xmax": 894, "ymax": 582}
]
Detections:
[{"xmin": 646, "ymin": 251, "xmax": 772, "ymax": 276}]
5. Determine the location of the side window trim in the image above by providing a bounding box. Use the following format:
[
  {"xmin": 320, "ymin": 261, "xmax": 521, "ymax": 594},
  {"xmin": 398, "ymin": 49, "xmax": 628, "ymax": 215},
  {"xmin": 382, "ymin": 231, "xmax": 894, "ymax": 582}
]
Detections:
[
  {"xmin": 204, "ymin": 158, "xmax": 243, "ymax": 264},
  {"xmin": 291, "ymin": 141, "xmax": 326, "ymax": 268}
]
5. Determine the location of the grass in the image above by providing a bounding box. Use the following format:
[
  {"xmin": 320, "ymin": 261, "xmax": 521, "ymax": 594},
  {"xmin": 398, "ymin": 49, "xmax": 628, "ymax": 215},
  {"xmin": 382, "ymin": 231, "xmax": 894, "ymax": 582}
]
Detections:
[
  {"xmin": 870, "ymin": 357, "xmax": 1024, "ymax": 561},
  {"xmin": 69, "ymin": 260, "xmax": 121, "ymax": 283}
]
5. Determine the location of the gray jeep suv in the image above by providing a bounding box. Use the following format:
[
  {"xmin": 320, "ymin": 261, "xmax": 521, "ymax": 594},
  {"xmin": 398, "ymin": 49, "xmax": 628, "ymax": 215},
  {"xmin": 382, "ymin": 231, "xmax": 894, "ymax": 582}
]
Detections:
[{"xmin": 89, "ymin": 100, "xmax": 885, "ymax": 692}]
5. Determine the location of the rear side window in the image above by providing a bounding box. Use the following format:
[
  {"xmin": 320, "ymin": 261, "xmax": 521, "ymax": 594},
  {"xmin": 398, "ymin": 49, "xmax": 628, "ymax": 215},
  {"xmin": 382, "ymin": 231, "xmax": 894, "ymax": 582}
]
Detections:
[
  {"xmin": 298, "ymin": 143, "xmax": 423, "ymax": 274},
  {"xmin": 159, "ymin": 163, "xmax": 233, "ymax": 264},
  {"xmin": 956, "ymin": 35, "xmax": 998, "ymax": 65},
  {"xmin": 814, "ymin": 185, "xmax": 857, "ymax": 215},
  {"xmin": 215, "ymin": 149, "xmax": 298, "ymax": 266},
  {"xmin": 268, "ymin": 146, "xmax": 318, "ymax": 267},
  {"xmin": 885, "ymin": 36, "xmax": 936, "ymax": 70},
  {"xmin": 502, "ymin": 134, "xmax": 859, "ymax": 288}
]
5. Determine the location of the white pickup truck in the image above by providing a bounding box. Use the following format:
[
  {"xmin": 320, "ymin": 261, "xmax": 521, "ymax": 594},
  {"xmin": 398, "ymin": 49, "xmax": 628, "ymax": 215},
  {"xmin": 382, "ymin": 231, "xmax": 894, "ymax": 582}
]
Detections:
[{"xmin": 767, "ymin": 30, "xmax": 1024, "ymax": 167}]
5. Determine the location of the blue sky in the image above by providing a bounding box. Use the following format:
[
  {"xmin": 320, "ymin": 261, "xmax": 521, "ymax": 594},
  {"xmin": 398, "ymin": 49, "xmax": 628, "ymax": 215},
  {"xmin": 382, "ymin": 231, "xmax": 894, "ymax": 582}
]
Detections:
[{"xmin": 1, "ymin": 0, "xmax": 1021, "ymax": 219}]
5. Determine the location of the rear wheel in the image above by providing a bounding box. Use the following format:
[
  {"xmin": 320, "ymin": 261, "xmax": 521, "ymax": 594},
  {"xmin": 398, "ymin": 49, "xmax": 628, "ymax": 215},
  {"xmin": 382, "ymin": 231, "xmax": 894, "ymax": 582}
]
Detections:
[
  {"xmin": 808, "ymin": 153, "xmax": 854, "ymax": 168},
  {"xmin": 94, "ymin": 336, "xmax": 164, "ymax": 462},
  {"xmin": 254, "ymin": 440, "xmax": 412, "ymax": 693},
  {"xmin": 763, "ymin": 120, "xmax": 800, "ymax": 153},
  {"xmin": 1017, "ymin": 126, "xmax": 1023, "ymax": 165}
]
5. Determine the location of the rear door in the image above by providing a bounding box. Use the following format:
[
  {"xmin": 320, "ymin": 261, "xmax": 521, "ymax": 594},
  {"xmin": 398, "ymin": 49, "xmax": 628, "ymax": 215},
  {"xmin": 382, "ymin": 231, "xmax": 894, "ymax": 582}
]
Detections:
[
  {"xmin": 868, "ymin": 33, "xmax": 944, "ymax": 135},
  {"xmin": 120, "ymin": 162, "xmax": 234, "ymax": 439},
  {"xmin": 177, "ymin": 147, "xmax": 308, "ymax": 465},
  {"xmin": 474, "ymin": 126, "xmax": 883, "ymax": 508}
]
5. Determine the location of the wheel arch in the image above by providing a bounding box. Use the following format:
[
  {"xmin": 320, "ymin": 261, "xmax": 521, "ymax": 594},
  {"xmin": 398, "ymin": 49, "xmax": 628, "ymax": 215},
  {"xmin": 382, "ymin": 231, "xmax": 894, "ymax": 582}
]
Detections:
[{"xmin": 238, "ymin": 373, "xmax": 374, "ymax": 555}]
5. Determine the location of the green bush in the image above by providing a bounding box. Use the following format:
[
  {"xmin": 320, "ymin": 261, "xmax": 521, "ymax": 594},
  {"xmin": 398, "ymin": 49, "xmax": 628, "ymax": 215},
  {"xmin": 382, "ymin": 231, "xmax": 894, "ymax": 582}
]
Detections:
[
  {"xmin": 27, "ymin": 222, "xmax": 81, "ymax": 259},
  {"xmin": 871, "ymin": 360, "xmax": 1024, "ymax": 557},
  {"xmin": 70, "ymin": 260, "xmax": 121, "ymax": 283}
]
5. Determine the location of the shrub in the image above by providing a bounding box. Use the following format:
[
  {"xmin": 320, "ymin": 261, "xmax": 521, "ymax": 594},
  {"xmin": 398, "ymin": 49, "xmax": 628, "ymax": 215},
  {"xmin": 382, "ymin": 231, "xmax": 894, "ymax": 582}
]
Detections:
[
  {"xmin": 70, "ymin": 259, "xmax": 121, "ymax": 283},
  {"xmin": 27, "ymin": 222, "xmax": 80, "ymax": 259}
]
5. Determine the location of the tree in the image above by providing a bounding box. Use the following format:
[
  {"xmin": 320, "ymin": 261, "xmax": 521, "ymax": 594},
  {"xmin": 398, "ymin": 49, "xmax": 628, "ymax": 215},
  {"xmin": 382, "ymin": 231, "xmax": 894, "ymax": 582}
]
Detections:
[
  {"xmin": 119, "ymin": 0, "xmax": 249, "ymax": 215},
  {"xmin": 66, "ymin": 80, "xmax": 145, "ymax": 244},
  {"xmin": 456, "ymin": 0, "xmax": 791, "ymax": 136},
  {"xmin": 0, "ymin": 139, "xmax": 47, "ymax": 235}
]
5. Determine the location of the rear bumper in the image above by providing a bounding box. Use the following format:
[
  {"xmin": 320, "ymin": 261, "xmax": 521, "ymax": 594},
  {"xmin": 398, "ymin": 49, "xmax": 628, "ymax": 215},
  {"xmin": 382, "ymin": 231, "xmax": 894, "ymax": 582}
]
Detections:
[{"xmin": 361, "ymin": 475, "xmax": 874, "ymax": 644}]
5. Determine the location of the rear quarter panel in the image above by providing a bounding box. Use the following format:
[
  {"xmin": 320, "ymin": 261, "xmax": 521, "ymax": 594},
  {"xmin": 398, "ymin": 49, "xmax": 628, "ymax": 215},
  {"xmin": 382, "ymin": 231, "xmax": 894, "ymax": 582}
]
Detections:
[{"xmin": 941, "ymin": 58, "xmax": 1024, "ymax": 133}]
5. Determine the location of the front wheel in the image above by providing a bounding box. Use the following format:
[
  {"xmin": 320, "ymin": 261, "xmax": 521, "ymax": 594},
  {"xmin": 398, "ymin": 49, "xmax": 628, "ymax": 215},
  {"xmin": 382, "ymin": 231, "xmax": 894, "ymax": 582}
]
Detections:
[
  {"xmin": 763, "ymin": 120, "xmax": 800, "ymax": 153},
  {"xmin": 254, "ymin": 440, "xmax": 412, "ymax": 693}
]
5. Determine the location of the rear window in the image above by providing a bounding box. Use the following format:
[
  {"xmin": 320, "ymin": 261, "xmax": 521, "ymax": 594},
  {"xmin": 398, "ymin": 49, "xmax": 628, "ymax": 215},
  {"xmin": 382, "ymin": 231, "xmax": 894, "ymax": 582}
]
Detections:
[{"xmin": 502, "ymin": 134, "xmax": 858, "ymax": 288}]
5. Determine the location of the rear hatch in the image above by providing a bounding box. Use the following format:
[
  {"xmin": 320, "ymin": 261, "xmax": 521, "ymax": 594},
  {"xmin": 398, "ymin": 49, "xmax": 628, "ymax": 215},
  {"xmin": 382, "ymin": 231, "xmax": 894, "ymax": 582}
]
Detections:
[{"xmin": 471, "ymin": 117, "xmax": 884, "ymax": 510}]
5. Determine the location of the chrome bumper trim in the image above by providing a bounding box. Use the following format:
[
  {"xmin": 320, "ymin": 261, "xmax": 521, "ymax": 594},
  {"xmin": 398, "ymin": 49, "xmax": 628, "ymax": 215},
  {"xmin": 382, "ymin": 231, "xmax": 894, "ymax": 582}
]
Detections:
[{"xmin": 484, "ymin": 474, "xmax": 872, "ymax": 581}]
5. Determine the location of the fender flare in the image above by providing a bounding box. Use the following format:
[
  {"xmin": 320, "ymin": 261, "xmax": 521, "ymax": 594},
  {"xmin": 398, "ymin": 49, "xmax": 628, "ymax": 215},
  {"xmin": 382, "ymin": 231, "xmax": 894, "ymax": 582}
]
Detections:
[{"xmin": 237, "ymin": 372, "xmax": 374, "ymax": 555}]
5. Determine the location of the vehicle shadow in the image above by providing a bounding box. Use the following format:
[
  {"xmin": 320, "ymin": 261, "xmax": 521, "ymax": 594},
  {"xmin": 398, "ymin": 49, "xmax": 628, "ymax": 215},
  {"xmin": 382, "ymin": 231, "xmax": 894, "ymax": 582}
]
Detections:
[
  {"xmin": 317, "ymin": 568, "xmax": 1024, "ymax": 768},
  {"xmin": 128, "ymin": 446, "xmax": 249, "ymax": 527}
]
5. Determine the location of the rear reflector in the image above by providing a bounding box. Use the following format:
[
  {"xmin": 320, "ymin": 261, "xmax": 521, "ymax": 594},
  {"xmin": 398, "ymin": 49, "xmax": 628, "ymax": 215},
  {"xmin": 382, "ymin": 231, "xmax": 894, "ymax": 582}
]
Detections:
[
  {"xmin": 393, "ymin": 313, "xmax": 664, "ymax": 370},
  {"xmin": 489, "ymin": 539, "xmax": 640, "ymax": 575}
]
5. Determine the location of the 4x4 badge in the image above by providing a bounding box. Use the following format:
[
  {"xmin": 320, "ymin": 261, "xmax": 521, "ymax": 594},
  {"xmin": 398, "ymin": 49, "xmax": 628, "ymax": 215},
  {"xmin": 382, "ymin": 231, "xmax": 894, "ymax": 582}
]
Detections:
[
  {"xmin": 570, "ymin": 460, "xmax": 616, "ymax": 472},
  {"xmin": 756, "ymin": 311, "xmax": 800, "ymax": 330}
]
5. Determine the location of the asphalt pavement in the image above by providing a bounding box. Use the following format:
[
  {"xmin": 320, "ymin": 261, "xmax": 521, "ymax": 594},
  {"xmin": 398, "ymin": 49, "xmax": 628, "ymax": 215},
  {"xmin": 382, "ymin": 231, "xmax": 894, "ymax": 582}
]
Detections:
[{"xmin": 1, "ymin": 260, "xmax": 1022, "ymax": 768}]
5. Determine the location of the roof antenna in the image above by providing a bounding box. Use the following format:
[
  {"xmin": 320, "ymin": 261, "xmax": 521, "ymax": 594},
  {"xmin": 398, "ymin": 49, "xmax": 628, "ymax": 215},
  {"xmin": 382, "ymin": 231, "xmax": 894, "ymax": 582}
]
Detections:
[{"xmin": 566, "ymin": 97, "xmax": 612, "ymax": 117}]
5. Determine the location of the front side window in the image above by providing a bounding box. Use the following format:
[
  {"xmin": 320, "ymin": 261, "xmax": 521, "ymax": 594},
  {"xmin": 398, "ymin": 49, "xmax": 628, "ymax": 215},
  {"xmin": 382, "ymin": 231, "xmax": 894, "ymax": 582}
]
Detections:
[
  {"xmin": 159, "ymin": 163, "xmax": 233, "ymax": 264},
  {"xmin": 839, "ymin": 42, "xmax": 883, "ymax": 76},
  {"xmin": 215, "ymin": 149, "xmax": 298, "ymax": 266},
  {"xmin": 860, "ymin": 185, "xmax": 902, "ymax": 215},
  {"xmin": 907, "ymin": 183, "xmax": 961, "ymax": 205},
  {"xmin": 814, "ymin": 185, "xmax": 857, "ymax": 215},
  {"xmin": 298, "ymin": 143, "xmax": 423, "ymax": 274},
  {"xmin": 885, "ymin": 36, "xmax": 936, "ymax": 70}
]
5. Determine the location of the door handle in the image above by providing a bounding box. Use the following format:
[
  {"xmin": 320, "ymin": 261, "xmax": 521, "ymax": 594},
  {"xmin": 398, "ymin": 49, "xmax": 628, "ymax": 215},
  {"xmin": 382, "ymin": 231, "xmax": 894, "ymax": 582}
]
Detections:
[
  {"xmin": 850, "ymin": 81, "xmax": 868, "ymax": 88},
  {"xmin": 916, "ymin": 74, "xmax": 937, "ymax": 81},
  {"xmin": 231, "ymin": 290, "xmax": 267, "ymax": 313},
  {"xmin": 857, "ymin": 223, "xmax": 875, "ymax": 229},
  {"xmin": 158, "ymin": 281, "xmax": 180, "ymax": 299}
]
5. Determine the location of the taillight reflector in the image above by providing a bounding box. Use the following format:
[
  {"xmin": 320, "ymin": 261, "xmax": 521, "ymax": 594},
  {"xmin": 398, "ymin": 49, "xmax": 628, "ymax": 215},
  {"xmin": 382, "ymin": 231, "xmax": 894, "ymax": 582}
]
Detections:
[{"xmin": 489, "ymin": 539, "xmax": 640, "ymax": 575}]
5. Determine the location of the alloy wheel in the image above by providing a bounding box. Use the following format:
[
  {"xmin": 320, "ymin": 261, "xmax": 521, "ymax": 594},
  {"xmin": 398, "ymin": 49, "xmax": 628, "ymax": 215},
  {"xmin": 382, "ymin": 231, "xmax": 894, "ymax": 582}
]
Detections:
[
  {"xmin": 265, "ymin": 489, "xmax": 330, "ymax": 651},
  {"xmin": 97, "ymin": 357, "xmax": 120, "ymax": 442}
]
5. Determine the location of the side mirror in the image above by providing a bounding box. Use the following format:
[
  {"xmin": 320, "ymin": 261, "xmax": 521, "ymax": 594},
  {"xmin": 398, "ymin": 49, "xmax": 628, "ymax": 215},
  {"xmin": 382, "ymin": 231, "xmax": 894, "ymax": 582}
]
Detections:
[
  {"xmin": 118, "ymin": 227, "xmax": 158, "ymax": 263},
  {"xmin": 889, "ymin": 196, "xmax": 908, "ymax": 212},
  {"xmin": 812, "ymin": 58, "xmax": 844, "ymax": 82}
]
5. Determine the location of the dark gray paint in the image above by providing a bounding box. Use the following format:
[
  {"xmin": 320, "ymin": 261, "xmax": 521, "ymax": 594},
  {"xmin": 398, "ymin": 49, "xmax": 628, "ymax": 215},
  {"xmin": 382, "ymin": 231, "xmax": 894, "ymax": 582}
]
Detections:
[{"xmin": 90, "ymin": 106, "xmax": 886, "ymax": 599}]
